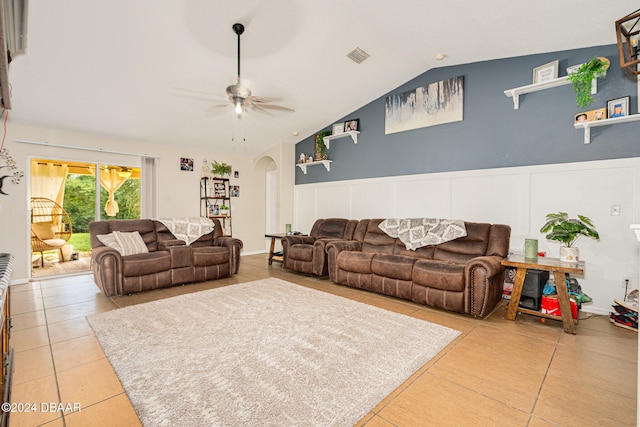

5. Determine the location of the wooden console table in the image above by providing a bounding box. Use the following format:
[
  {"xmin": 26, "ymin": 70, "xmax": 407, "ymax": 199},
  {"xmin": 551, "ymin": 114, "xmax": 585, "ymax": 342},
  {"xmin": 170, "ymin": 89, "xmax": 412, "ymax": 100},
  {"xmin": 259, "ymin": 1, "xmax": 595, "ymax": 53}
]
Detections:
[{"xmin": 502, "ymin": 255, "xmax": 585, "ymax": 334}]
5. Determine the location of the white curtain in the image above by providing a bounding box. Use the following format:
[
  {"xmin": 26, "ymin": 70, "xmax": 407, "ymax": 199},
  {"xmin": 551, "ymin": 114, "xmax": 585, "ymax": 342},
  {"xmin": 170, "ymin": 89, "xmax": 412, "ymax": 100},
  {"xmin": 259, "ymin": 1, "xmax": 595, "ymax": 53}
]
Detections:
[
  {"xmin": 100, "ymin": 169, "xmax": 128, "ymax": 216},
  {"xmin": 140, "ymin": 156, "xmax": 156, "ymax": 218},
  {"xmin": 30, "ymin": 161, "xmax": 69, "ymax": 208}
]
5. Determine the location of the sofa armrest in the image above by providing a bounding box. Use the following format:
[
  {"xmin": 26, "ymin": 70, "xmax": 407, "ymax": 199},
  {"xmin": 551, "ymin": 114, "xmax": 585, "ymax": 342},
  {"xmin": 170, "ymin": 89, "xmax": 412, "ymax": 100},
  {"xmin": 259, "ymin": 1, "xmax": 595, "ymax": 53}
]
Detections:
[
  {"xmin": 91, "ymin": 246, "xmax": 124, "ymax": 297},
  {"xmin": 465, "ymin": 255, "xmax": 506, "ymax": 317},
  {"xmin": 325, "ymin": 240, "xmax": 363, "ymax": 282},
  {"xmin": 158, "ymin": 239, "xmax": 186, "ymax": 251},
  {"xmin": 214, "ymin": 236, "xmax": 244, "ymax": 274}
]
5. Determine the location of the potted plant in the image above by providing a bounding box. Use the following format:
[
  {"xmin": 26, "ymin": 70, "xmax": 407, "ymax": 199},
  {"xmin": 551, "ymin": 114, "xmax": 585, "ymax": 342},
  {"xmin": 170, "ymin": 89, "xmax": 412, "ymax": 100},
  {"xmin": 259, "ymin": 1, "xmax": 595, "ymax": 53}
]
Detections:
[
  {"xmin": 539, "ymin": 212, "xmax": 599, "ymax": 262},
  {"xmin": 567, "ymin": 56, "xmax": 610, "ymax": 108},
  {"xmin": 314, "ymin": 130, "xmax": 331, "ymax": 161},
  {"xmin": 211, "ymin": 160, "xmax": 232, "ymax": 177},
  {"xmin": 219, "ymin": 204, "xmax": 230, "ymax": 217}
]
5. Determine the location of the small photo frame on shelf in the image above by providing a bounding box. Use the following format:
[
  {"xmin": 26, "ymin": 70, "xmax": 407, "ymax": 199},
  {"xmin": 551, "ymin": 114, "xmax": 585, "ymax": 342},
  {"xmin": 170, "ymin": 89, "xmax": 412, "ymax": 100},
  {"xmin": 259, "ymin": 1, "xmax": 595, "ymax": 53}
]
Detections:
[
  {"xmin": 179, "ymin": 157, "xmax": 194, "ymax": 171},
  {"xmin": 533, "ymin": 60, "xmax": 559, "ymax": 83},
  {"xmin": 574, "ymin": 108, "xmax": 607, "ymax": 123},
  {"xmin": 607, "ymin": 96, "xmax": 630, "ymax": 118},
  {"xmin": 344, "ymin": 118, "xmax": 359, "ymax": 132},
  {"xmin": 332, "ymin": 123, "xmax": 344, "ymax": 135}
]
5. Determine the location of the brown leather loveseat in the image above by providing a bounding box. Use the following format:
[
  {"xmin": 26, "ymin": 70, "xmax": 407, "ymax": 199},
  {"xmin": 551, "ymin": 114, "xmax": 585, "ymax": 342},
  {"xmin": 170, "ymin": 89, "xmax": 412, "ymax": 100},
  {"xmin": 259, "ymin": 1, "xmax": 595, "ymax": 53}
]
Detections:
[
  {"xmin": 89, "ymin": 218, "xmax": 242, "ymax": 296},
  {"xmin": 326, "ymin": 219, "xmax": 511, "ymax": 317},
  {"xmin": 281, "ymin": 218, "xmax": 358, "ymax": 276}
]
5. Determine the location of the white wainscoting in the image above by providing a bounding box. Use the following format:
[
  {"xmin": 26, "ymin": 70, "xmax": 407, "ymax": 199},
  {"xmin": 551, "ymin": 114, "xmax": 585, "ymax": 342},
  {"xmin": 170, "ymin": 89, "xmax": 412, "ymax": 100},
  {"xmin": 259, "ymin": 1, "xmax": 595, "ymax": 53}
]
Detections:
[{"xmin": 294, "ymin": 157, "xmax": 640, "ymax": 315}]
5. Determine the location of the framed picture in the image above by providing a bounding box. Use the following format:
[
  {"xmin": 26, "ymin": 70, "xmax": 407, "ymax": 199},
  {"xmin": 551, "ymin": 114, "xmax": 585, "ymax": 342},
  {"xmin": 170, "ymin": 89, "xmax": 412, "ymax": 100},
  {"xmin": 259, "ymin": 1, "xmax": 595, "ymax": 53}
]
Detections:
[
  {"xmin": 574, "ymin": 108, "xmax": 606, "ymax": 123},
  {"xmin": 344, "ymin": 118, "xmax": 360, "ymax": 132},
  {"xmin": 332, "ymin": 123, "xmax": 344, "ymax": 135},
  {"xmin": 533, "ymin": 60, "xmax": 559, "ymax": 83},
  {"xmin": 234, "ymin": 171, "xmax": 239, "ymax": 179},
  {"xmin": 607, "ymin": 96, "xmax": 630, "ymax": 118},
  {"xmin": 179, "ymin": 157, "xmax": 194, "ymax": 171},
  {"xmin": 230, "ymin": 185, "xmax": 240, "ymax": 197}
]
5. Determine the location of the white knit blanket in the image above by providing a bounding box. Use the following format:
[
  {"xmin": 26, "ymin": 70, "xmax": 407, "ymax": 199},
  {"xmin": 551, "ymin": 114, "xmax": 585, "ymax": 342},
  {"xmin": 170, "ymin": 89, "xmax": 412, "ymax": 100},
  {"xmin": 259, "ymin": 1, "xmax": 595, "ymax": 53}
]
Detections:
[
  {"xmin": 379, "ymin": 218, "xmax": 467, "ymax": 250},
  {"xmin": 155, "ymin": 217, "xmax": 215, "ymax": 245}
]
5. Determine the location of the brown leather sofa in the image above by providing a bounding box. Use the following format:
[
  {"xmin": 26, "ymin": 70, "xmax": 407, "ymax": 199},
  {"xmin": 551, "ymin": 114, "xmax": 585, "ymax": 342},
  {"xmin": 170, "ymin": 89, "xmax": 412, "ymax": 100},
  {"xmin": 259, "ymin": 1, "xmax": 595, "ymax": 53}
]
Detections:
[
  {"xmin": 89, "ymin": 218, "xmax": 242, "ymax": 296},
  {"xmin": 281, "ymin": 218, "xmax": 358, "ymax": 276},
  {"xmin": 326, "ymin": 219, "xmax": 511, "ymax": 317}
]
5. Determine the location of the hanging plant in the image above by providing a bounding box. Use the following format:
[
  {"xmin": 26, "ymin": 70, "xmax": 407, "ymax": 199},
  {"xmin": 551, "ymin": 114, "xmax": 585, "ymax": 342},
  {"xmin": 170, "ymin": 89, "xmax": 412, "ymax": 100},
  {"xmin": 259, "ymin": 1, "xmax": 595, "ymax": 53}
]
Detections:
[
  {"xmin": 210, "ymin": 160, "xmax": 232, "ymax": 177},
  {"xmin": 567, "ymin": 56, "xmax": 610, "ymax": 108},
  {"xmin": 314, "ymin": 130, "xmax": 331, "ymax": 160}
]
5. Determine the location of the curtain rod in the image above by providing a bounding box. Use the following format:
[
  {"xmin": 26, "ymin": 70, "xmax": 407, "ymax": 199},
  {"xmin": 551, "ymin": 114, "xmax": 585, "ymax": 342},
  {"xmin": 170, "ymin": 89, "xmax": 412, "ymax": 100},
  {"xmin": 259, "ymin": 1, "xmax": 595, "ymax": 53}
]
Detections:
[{"xmin": 15, "ymin": 139, "xmax": 160, "ymax": 159}]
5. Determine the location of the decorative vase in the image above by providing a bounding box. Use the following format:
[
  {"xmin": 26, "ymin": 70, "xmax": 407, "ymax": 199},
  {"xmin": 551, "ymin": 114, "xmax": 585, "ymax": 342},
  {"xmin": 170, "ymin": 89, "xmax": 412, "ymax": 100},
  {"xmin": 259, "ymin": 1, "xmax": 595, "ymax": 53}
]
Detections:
[
  {"xmin": 219, "ymin": 209, "xmax": 229, "ymax": 217},
  {"xmin": 559, "ymin": 246, "xmax": 579, "ymax": 263}
]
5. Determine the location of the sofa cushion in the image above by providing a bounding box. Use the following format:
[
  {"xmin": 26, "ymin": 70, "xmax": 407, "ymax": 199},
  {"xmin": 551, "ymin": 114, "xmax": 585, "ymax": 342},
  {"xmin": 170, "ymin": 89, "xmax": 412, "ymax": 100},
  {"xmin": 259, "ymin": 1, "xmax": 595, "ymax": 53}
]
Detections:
[
  {"xmin": 412, "ymin": 259, "xmax": 466, "ymax": 292},
  {"xmin": 97, "ymin": 233, "xmax": 122, "ymax": 252},
  {"xmin": 433, "ymin": 222, "xmax": 490, "ymax": 263},
  {"xmin": 192, "ymin": 247, "xmax": 229, "ymax": 267},
  {"xmin": 361, "ymin": 219, "xmax": 401, "ymax": 255},
  {"xmin": 288, "ymin": 244, "xmax": 314, "ymax": 262},
  {"xmin": 337, "ymin": 251, "xmax": 375, "ymax": 274},
  {"xmin": 371, "ymin": 254, "xmax": 416, "ymax": 281},
  {"xmin": 122, "ymin": 251, "xmax": 171, "ymax": 277}
]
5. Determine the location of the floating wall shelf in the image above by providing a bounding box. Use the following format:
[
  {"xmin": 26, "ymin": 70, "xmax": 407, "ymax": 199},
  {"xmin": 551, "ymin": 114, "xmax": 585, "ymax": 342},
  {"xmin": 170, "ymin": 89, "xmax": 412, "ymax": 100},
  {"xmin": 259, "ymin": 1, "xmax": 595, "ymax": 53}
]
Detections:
[
  {"xmin": 323, "ymin": 130, "xmax": 359, "ymax": 148},
  {"xmin": 296, "ymin": 160, "xmax": 332, "ymax": 174},
  {"xmin": 504, "ymin": 76, "xmax": 598, "ymax": 110},
  {"xmin": 574, "ymin": 114, "xmax": 640, "ymax": 144}
]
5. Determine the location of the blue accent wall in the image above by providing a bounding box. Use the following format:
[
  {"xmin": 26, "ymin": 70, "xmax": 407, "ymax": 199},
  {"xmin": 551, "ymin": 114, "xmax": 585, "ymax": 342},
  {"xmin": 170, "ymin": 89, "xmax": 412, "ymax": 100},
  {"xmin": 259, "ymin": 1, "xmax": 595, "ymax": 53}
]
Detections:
[{"xmin": 295, "ymin": 44, "xmax": 640, "ymax": 184}]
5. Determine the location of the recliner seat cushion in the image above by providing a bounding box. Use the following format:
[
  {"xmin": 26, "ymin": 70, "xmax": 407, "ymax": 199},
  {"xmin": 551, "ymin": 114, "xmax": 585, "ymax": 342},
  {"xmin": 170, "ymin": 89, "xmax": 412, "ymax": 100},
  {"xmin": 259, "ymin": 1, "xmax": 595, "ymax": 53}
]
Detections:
[
  {"xmin": 288, "ymin": 244, "xmax": 313, "ymax": 262},
  {"xmin": 337, "ymin": 251, "xmax": 375, "ymax": 274},
  {"xmin": 192, "ymin": 246, "xmax": 229, "ymax": 266},
  {"xmin": 412, "ymin": 259, "xmax": 465, "ymax": 292},
  {"xmin": 122, "ymin": 252, "xmax": 171, "ymax": 277},
  {"xmin": 371, "ymin": 254, "xmax": 416, "ymax": 281}
]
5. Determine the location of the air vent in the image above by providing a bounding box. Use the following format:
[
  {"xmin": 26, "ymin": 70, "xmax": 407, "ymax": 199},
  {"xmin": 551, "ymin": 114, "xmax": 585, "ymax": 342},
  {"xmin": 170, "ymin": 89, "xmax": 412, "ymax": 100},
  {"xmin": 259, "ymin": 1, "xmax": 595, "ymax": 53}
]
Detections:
[{"xmin": 346, "ymin": 47, "xmax": 370, "ymax": 64}]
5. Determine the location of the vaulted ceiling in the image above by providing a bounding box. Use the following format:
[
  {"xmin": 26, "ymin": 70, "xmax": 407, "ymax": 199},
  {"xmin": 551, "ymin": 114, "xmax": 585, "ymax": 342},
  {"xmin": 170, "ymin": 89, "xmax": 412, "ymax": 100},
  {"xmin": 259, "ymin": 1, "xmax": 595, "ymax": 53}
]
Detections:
[{"xmin": 6, "ymin": 1, "xmax": 635, "ymax": 156}]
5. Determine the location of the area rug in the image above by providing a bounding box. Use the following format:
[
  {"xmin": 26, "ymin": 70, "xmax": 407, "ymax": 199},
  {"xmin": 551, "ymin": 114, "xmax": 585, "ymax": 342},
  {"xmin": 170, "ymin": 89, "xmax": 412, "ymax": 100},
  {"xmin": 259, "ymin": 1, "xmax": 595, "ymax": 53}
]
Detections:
[{"xmin": 87, "ymin": 278, "xmax": 460, "ymax": 426}]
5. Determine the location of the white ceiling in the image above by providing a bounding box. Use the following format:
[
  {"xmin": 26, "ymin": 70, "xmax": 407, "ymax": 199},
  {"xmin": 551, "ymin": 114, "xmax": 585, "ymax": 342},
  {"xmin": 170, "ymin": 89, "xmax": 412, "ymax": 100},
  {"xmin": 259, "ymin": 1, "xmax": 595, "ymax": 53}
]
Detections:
[{"xmin": 6, "ymin": 0, "xmax": 635, "ymax": 157}]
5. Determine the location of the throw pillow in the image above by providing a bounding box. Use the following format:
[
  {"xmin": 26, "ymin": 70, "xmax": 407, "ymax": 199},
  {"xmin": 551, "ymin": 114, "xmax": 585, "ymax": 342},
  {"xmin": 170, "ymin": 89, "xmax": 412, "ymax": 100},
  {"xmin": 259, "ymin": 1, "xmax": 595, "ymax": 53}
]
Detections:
[
  {"xmin": 97, "ymin": 233, "xmax": 123, "ymax": 252},
  {"xmin": 113, "ymin": 231, "xmax": 149, "ymax": 256},
  {"xmin": 32, "ymin": 222, "xmax": 56, "ymax": 240}
]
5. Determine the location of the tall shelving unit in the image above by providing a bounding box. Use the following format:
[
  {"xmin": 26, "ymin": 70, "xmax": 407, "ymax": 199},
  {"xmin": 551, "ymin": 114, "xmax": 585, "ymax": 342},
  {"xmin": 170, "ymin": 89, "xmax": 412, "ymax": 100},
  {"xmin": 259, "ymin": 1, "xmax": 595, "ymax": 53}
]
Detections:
[{"xmin": 200, "ymin": 177, "xmax": 232, "ymax": 236}]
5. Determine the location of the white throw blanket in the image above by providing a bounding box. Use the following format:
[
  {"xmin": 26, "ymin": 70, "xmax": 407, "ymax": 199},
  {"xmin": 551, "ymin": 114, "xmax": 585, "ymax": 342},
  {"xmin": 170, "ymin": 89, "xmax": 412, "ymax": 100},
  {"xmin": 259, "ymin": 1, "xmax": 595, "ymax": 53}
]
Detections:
[
  {"xmin": 379, "ymin": 218, "xmax": 467, "ymax": 250},
  {"xmin": 155, "ymin": 217, "xmax": 215, "ymax": 245}
]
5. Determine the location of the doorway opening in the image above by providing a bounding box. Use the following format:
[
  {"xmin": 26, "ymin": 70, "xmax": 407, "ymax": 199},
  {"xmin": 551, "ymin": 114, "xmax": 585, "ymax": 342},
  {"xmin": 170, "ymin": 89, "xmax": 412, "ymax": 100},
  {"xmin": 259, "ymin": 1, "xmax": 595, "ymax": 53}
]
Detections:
[{"xmin": 30, "ymin": 159, "xmax": 141, "ymax": 277}]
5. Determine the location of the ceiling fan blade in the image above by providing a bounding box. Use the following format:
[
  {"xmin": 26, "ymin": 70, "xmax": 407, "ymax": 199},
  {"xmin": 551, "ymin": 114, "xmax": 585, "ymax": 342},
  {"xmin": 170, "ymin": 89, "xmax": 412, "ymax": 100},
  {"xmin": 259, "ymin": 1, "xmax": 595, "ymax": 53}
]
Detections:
[{"xmin": 253, "ymin": 103, "xmax": 295, "ymax": 112}]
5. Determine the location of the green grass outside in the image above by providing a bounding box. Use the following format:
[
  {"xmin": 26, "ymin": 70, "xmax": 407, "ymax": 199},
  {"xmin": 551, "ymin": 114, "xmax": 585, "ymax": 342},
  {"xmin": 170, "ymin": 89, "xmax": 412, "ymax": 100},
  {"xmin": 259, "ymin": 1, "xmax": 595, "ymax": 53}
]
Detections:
[{"xmin": 68, "ymin": 233, "xmax": 92, "ymax": 252}]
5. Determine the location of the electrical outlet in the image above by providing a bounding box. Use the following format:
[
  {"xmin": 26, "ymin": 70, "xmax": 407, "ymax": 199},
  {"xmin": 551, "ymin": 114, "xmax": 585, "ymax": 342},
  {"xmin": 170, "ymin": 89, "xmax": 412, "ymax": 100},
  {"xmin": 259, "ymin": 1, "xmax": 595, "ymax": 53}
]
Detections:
[{"xmin": 622, "ymin": 278, "xmax": 631, "ymax": 289}]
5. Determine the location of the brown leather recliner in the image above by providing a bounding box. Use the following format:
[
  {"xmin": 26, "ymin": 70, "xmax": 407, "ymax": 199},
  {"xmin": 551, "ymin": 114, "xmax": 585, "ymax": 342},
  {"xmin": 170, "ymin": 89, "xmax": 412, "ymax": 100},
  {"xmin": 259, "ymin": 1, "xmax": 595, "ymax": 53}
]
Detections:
[
  {"xmin": 89, "ymin": 218, "xmax": 242, "ymax": 296},
  {"xmin": 281, "ymin": 218, "xmax": 358, "ymax": 276}
]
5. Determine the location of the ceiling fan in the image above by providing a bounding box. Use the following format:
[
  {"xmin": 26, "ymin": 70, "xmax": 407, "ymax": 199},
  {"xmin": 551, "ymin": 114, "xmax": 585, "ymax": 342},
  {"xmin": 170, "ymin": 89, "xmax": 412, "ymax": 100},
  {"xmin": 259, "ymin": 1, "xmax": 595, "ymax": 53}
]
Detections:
[{"xmin": 225, "ymin": 23, "xmax": 293, "ymax": 115}]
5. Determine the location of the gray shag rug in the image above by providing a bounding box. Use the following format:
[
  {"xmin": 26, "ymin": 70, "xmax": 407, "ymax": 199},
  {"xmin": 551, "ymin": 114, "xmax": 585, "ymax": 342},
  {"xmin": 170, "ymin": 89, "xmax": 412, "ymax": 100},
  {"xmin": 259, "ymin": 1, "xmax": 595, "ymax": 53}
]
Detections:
[{"xmin": 87, "ymin": 278, "xmax": 460, "ymax": 426}]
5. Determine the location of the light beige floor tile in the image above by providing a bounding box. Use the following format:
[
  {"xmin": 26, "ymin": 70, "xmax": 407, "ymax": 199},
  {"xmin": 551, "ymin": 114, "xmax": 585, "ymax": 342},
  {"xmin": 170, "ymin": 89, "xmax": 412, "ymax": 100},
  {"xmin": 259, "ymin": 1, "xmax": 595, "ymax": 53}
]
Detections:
[
  {"xmin": 549, "ymin": 344, "xmax": 637, "ymax": 399},
  {"xmin": 44, "ymin": 298, "xmax": 119, "ymax": 323},
  {"xmin": 9, "ymin": 375, "xmax": 61, "ymax": 427},
  {"xmin": 47, "ymin": 316, "xmax": 94, "ymax": 344},
  {"xmin": 9, "ymin": 282, "xmax": 41, "ymax": 294},
  {"xmin": 427, "ymin": 331, "xmax": 549, "ymax": 412},
  {"xmin": 378, "ymin": 372, "xmax": 529, "ymax": 426},
  {"xmin": 57, "ymin": 358, "xmax": 124, "ymax": 408},
  {"xmin": 51, "ymin": 335, "xmax": 106, "ymax": 372},
  {"xmin": 12, "ymin": 346, "xmax": 55, "ymax": 385},
  {"xmin": 410, "ymin": 308, "xmax": 479, "ymax": 334},
  {"xmin": 9, "ymin": 290, "xmax": 44, "ymax": 314},
  {"xmin": 11, "ymin": 324, "xmax": 50, "ymax": 352},
  {"xmin": 358, "ymin": 414, "xmax": 396, "ymax": 426},
  {"xmin": 559, "ymin": 325, "xmax": 638, "ymax": 364},
  {"xmin": 534, "ymin": 372, "xmax": 636, "ymax": 426},
  {"xmin": 64, "ymin": 393, "xmax": 141, "ymax": 427},
  {"xmin": 42, "ymin": 286, "xmax": 104, "ymax": 310},
  {"xmin": 11, "ymin": 309, "xmax": 47, "ymax": 331}
]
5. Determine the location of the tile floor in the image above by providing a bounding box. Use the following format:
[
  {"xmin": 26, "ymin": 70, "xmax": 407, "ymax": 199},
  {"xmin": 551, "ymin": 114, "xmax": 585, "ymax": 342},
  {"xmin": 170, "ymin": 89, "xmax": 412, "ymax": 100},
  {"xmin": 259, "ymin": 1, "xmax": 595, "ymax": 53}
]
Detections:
[{"xmin": 8, "ymin": 254, "xmax": 638, "ymax": 426}]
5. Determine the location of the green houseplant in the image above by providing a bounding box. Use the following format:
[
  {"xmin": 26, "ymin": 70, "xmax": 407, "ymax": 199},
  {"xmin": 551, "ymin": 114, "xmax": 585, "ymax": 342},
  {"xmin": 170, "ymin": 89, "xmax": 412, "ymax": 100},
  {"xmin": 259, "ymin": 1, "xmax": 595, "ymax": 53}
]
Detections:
[
  {"xmin": 219, "ymin": 204, "xmax": 230, "ymax": 216},
  {"xmin": 540, "ymin": 212, "xmax": 599, "ymax": 262},
  {"xmin": 314, "ymin": 130, "xmax": 331, "ymax": 160},
  {"xmin": 211, "ymin": 160, "xmax": 232, "ymax": 177},
  {"xmin": 567, "ymin": 56, "xmax": 610, "ymax": 108}
]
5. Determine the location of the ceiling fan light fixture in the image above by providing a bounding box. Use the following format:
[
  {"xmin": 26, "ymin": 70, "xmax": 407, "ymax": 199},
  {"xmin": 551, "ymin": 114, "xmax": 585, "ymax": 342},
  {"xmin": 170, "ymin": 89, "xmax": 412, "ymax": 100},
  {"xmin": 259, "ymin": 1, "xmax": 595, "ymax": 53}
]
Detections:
[{"xmin": 234, "ymin": 98, "xmax": 243, "ymax": 114}]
